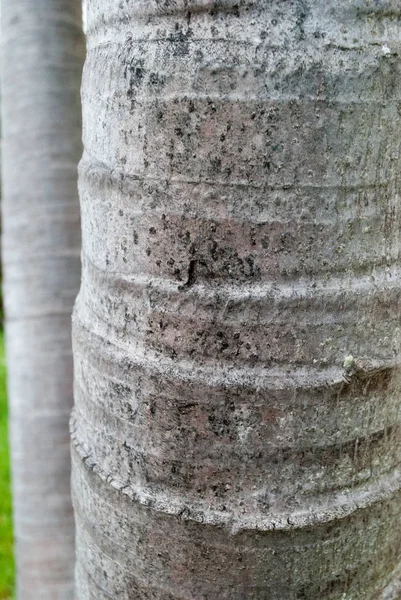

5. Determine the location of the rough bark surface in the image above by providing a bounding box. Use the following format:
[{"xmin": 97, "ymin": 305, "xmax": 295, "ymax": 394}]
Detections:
[
  {"xmin": 72, "ymin": 1, "xmax": 401, "ymax": 598},
  {"xmin": 1, "ymin": 1, "xmax": 84, "ymax": 597}
]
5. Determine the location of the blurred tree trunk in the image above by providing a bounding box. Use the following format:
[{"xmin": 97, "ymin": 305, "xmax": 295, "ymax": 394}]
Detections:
[
  {"xmin": 1, "ymin": 1, "xmax": 84, "ymax": 597},
  {"xmin": 72, "ymin": 1, "xmax": 401, "ymax": 598}
]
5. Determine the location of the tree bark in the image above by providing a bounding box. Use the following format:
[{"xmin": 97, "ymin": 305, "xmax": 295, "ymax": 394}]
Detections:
[
  {"xmin": 1, "ymin": 1, "xmax": 84, "ymax": 597},
  {"xmin": 72, "ymin": 1, "xmax": 401, "ymax": 598}
]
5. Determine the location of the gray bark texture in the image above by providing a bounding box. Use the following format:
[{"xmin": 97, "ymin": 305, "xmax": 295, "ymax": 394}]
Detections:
[
  {"xmin": 72, "ymin": 1, "xmax": 401, "ymax": 598},
  {"xmin": 1, "ymin": 1, "xmax": 84, "ymax": 597}
]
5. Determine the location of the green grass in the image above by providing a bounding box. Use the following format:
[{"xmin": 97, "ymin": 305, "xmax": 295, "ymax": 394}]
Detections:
[{"xmin": 0, "ymin": 333, "xmax": 14, "ymax": 598}]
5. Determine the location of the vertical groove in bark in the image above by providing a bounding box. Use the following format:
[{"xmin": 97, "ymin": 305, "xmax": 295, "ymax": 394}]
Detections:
[
  {"xmin": 1, "ymin": 1, "xmax": 84, "ymax": 597},
  {"xmin": 73, "ymin": 1, "xmax": 401, "ymax": 598}
]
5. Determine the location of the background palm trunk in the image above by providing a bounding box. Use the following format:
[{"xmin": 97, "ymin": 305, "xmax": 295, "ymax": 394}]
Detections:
[
  {"xmin": 72, "ymin": 1, "xmax": 401, "ymax": 598},
  {"xmin": 1, "ymin": 1, "xmax": 84, "ymax": 597}
]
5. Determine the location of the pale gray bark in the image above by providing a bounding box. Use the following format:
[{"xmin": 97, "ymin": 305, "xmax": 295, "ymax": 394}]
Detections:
[
  {"xmin": 72, "ymin": 1, "xmax": 401, "ymax": 598},
  {"xmin": 1, "ymin": 1, "xmax": 84, "ymax": 597}
]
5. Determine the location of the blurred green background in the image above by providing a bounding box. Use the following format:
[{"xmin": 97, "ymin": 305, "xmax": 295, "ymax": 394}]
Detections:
[{"xmin": 0, "ymin": 333, "xmax": 14, "ymax": 599}]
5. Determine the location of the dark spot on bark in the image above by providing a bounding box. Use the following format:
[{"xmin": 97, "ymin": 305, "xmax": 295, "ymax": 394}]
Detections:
[
  {"xmin": 125, "ymin": 59, "xmax": 145, "ymax": 108},
  {"xmin": 133, "ymin": 66, "xmax": 144, "ymax": 81},
  {"xmin": 210, "ymin": 156, "xmax": 222, "ymax": 174},
  {"xmin": 208, "ymin": 414, "xmax": 231, "ymax": 436},
  {"xmin": 296, "ymin": 586, "xmax": 307, "ymax": 598},
  {"xmin": 168, "ymin": 25, "xmax": 193, "ymax": 57},
  {"xmin": 179, "ymin": 259, "xmax": 197, "ymax": 290},
  {"xmin": 210, "ymin": 241, "xmax": 219, "ymax": 262},
  {"xmin": 178, "ymin": 506, "xmax": 191, "ymax": 519},
  {"xmin": 295, "ymin": 2, "xmax": 310, "ymax": 42},
  {"xmin": 124, "ymin": 403, "xmax": 137, "ymax": 423},
  {"xmin": 149, "ymin": 72, "xmax": 166, "ymax": 86}
]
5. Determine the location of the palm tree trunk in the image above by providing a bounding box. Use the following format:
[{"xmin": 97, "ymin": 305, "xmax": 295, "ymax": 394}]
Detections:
[
  {"xmin": 1, "ymin": 1, "xmax": 84, "ymax": 597},
  {"xmin": 72, "ymin": 2, "xmax": 401, "ymax": 598}
]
